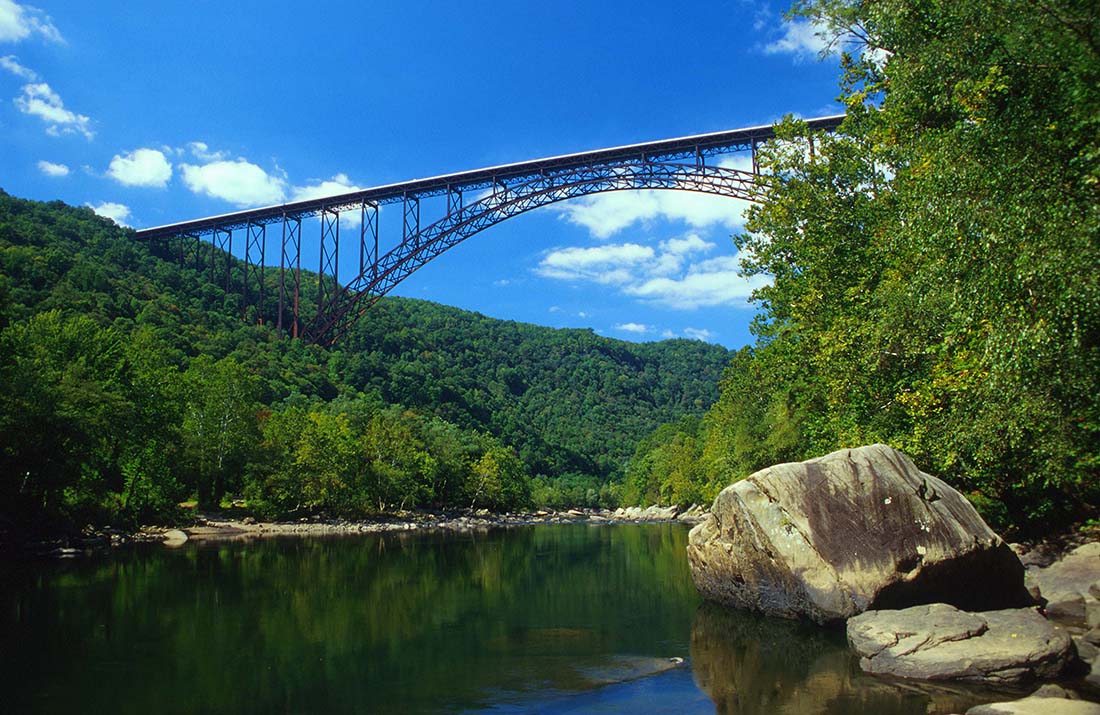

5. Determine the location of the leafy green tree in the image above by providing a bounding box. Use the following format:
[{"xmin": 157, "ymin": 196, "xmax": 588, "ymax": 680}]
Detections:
[
  {"xmin": 181, "ymin": 355, "xmax": 260, "ymax": 507},
  {"xmin": 0, "ymin": 311, "xmax": 130, "ymax": 525}
]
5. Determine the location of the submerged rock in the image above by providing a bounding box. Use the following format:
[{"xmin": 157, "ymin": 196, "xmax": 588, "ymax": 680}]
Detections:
[
  {"xmin": 687, "ymin": 444, "xmax": 1032, "ymax": 623},
  {"xmin": 965, "ymin": 683, "xmax": 1100, "ymax": 714},
  {"xmin": 847, "ymin": 604, "xmax": 1073, "ymax": 683}
]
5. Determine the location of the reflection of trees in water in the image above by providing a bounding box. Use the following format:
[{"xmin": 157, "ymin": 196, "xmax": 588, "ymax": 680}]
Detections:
[
  {"xmin": 2, "ymin": 524, "xmax": 703, "ymax": 714},
  {"xmin": 689, "ymin": 603, "xmax": 1020, "ymax": 715}
]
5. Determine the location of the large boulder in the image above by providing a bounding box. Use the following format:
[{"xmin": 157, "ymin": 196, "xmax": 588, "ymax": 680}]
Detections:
[
  {"xmin": 847, "ymin": 604, "xmax": 1074, "ymax": 683},
  {"xmin": 687, "ymin": 444, "xmax": 1032, "ymax": 623}
]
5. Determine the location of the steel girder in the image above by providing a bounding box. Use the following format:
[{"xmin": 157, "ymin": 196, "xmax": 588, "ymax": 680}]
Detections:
[
  {"xmin": 278, "ymin": 214, "xmax": 302, "ymax": 338},
  {"xmin": 307, "ymin": 161, "xmax": 766, "ymax": 345}
]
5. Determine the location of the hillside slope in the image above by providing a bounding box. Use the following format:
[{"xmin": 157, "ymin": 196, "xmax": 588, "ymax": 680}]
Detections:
[{"xmin": 0, "ymin": 190, "xmax": 729, "ymax": 525}]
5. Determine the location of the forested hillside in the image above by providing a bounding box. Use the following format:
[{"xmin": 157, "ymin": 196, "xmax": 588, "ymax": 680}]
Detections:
[
  {"xmin": 0, "ymin": 192, "xmax": 729, "ymax": 532},
  {"xmin": 625, "ymin": 0, "xmax": 1099, "ymax": 537}
]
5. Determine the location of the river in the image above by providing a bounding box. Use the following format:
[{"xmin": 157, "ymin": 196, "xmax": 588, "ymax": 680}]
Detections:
[{"xmin": 1, "ymin": 523, "xmax": 1017, "ymax": 713}]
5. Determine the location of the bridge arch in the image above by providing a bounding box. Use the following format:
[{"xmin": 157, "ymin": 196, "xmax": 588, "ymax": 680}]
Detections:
[
  {"xmin": 309, "ymin": 161, "xmax": 765, "ymax": 344},
  {"xmin": 134, "ymin": 115, "xmax": 842, "ymax": 344}
]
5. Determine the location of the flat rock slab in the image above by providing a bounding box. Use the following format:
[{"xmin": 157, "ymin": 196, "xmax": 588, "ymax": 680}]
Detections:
[
  {"xmin": 1027, "ymin": 543, "xmax": 1100, "ymax": 627},
  {"xmin": 967, "ymin": 696, "xmax": 1100, "ymax": 715},
  {"xmin": 687, "ymin": 444, "xmax": 1031, "ymax": 624},
  {"xmin": 848, "ymin": 604, "xmax": 1073, "ymax": 683}
]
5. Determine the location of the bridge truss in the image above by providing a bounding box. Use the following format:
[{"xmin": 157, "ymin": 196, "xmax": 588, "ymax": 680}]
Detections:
[{"xmin": 135, "ymin": 115, "xmax": 843, "ymax": 345}]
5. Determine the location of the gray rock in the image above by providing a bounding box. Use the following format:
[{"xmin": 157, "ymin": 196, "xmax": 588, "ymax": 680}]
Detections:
[
  {"xmin": 967, "ymin": 691, "xmax": 1100, "ymax": 715},
  {"xmin": 847, "ymin": 603, "xmax": 1073, "ymax": 683},
  {"xmin": 687, "ymin": 444, "xmax": 1032, "ymax": 623},
  {"xmin": 162, "ymin": 529, "xmax": 188, "ymax": 547},
  {"xmin": 1074, "ymin": 634, "xmax": 1100, "ymax": 662},
  {"xmin": 1027, "ymin": 542, "xmax": 1100, "ymax": 628}
]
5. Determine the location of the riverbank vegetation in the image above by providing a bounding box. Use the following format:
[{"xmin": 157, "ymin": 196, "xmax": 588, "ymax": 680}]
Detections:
[
  {"xmin": 625, "ymin": 0, "xmax": 1099, "ymax": 535},
  {"xmin": 0, "ymin": 193, "xmax": 728, "ymax": 533}
]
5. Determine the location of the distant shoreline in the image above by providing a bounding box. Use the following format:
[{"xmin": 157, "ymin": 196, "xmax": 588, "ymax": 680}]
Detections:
[{"xmin": 4, "ymin": 504, "xmax": 709, "ymax": 559}]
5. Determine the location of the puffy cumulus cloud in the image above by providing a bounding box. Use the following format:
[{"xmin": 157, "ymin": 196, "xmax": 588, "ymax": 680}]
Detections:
[
  {"xmin": 107, "ymin": 148, "xmax": 172, "ymax": 188},
  {"xmin": 553, "ymin": 154, "xmax": 756, "ymax": 239},
  {"xmin": 14, "ymin": 82, "xmax": 93, "ymax": 138},
  {"xmin": 764, "ymin": 19, "xmax": 830, "ymax": 58},
  {"xmin": 0, "ymin": 53, "xmax": 35, "ymax": 78},
  {"xmin": 683, "ymin": 327, "xmax": 716, "ymax": 342},
  {"xmin": 537, "ymin": 229, "xmax": 766, "ymax": 310},
  {"xmin": 615, "ymin": 322, "xmax": 651, "ymax": 335},
  {"xmin": 536, "ymin": 243, "xmax": 655, "ymax": 285},
  {"xmin": 87, "ymin": 201, "xmax": 131, "ymax": 226},
  {"xmin": 180, "ymin": 158, "xmax": 287, "ymax": 207},
  {"xmin": 624, "ymin": 254, "xmax": 770, "ymax": 309},
  {"xmin": 290, "ymin": 173, "xmax": 362, "ymax": 202},
  {"xmin": 0, "ymin": 1, "xmax": 63, "ymax": 44},
  {"xmin": 36, "ymin": 159, "xmax": 68, "ymax": 176}
]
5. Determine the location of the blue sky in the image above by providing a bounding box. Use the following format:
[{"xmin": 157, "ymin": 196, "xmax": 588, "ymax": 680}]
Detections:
[{"xmin": 0, "ymin": 0, "xmax": 841, "ymax": 348}]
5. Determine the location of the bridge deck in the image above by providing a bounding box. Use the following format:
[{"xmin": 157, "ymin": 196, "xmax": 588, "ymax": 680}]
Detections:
[{"xmin": 134, "ymin": 115, "xmax": 844, "ymax": 240}]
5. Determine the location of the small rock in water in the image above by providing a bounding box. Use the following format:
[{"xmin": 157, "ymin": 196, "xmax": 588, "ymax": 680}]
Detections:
[{"xmin": 162, "ymin": 529, "xmax": 188, "ymax": 547}]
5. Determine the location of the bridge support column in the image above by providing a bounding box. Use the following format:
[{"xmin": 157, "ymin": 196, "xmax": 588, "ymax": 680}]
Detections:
[
  {"xmin": 278, "ymin": 214, "xmax": 302, "ymax": 339},
  {"xmin": 446, "ymin": 186, "xmax": 463, "ymax": 218},
  {"xmin": 318, "ymin": 207, "xmax": 339, "ymax": 319},
  {"xmin": 359, "ymin": 202, "xmax": 378, "ymax": 282},
  {"xmin": 402, "ymin": 194, "xmax": 419, "ymax": 247},
  {"xmin": 244, "ymin": 222, "xmax": 266, "ymax": 324},
  {"xmin": 212, "ymin": 227, "xmax": 233, "ymax": 294}
]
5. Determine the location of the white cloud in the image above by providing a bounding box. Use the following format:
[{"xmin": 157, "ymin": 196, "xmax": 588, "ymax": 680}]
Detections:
[
  {"xmin": 537, "ymin": 233, "xmax": 768, "ymax": 311},
  {"xmin": 615, "ymin": 322, "xmax": 651, "ymax": 334},
  {"xmin": 0, "ymin": 53, "xmax": 35, "ymax": 78},
  {"xmin": 552, "ymin": 155, "xmax": 755, "ymax": 239},
  {"xmin": 684, "ymin": 327, "xmax": 716, "ymax": 342},
  {"xmin": 624, "ymin": 254, "xmax": 770, "ymax": 309},
  {"xmin": 107, "ymin": 148, "xmax": 172, "ymax": 188},
  {"xmin": 548, "ymin": 305, "xmax": 562, "ymax": 313},
  {"xmin": 36, "ymin": 159, "xmax": 68, "ymax": 176},
  {"xmin": 14, "ymin": 82, "xmax": 92, "ymax": 138},
  {"xmin": 87, "ymin": 201, "xmax": 131, "ymax": 226},
  {"xmin": 536, "ymin": 243, "xmax": 656, "ymax": 284},
  {"xmin": 493, "ymin": 279, "xmax": 512, "ymax": 287},
  {"xmin": 0, "ymin": 1, "xmax": 62, "ymax": 44},
  {"xmin": 290, "ymin": 173, "xmax": 361, "ymax": 203},
  {"xmin": 180, "ymin": 158, "xmax": 287, "ymax": 206},
  {"xmin": 764, "ymin": 19, "xmax": 830, "ymax": 57},
  {"xmin": 187, "ymin": 141, "xmax": 227, "ymax": 162}
]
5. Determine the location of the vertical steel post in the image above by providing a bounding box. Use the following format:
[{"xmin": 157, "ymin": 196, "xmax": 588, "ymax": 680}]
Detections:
[
  {"xmin": 402, "ymin": 194, "xmax": 419, "ymax": 247},
  {"xmin": 276, "ymin": 215, "xmax": 302, "ymax": 339},
  {"xmin": 245, "ymin": 221, "xmax": 266, "ymax": 324},
  {"xmin": 318, "ymin": 207, "xmax": 340, "ymax": 320},
  {"xmin": 212, "ymin": 227, "xmax": 233, "ymax": 293},
  {"xmin": 359, "ymin": 201, "xmax": 378, "ymax": 282},
  {"xmin": 446, "ymin": 185, "xmax": 463, "ymax": 218}
]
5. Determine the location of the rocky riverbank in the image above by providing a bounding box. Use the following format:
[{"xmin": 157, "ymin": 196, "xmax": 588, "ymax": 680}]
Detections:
[
  {"xmin": 687, "ymin": 444, "xmax": 1100, "ymax": 713},
  {"xmin": 18, "ymin": 503, "xmax": 708, "ymax": 557}
]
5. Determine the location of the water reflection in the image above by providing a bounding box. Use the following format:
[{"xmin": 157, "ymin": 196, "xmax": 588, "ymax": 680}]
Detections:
[
  {"xmin": 690, "ymin": 602, "xmax": 1021, "ymax": 715},
  {"xmin": 1, "ymin": 525, "xmax": 1023, "ymax": 714}
]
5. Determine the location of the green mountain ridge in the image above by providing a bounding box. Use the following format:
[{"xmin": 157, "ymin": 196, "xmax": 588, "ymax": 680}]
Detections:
[{"xmin": 0, "ymin": 189, "xmax": 730, "ymax": 529}]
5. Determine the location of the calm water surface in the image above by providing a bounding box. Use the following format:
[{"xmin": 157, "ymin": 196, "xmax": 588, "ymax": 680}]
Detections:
[{"xmin": 1, "ymin": 524, "xmax": 1017, "ymax": 714}]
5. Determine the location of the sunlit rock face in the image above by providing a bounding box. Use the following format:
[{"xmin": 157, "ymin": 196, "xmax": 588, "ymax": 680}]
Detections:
[{"xmin": 687, "ymin": 444, "xmax": 1031, "ymax": 624}]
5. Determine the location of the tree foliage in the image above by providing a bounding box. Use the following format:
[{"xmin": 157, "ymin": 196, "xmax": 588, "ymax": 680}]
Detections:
[
  {"xmin": 0, "ymin": 191, "xmax": 723, "ymax": 532},
  {"xmin": 626, "ymin": 0, "xmax": 1099, "ymax": 534}
]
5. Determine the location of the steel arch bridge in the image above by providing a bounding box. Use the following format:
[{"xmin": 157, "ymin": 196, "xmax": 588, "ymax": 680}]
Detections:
[{"xmin": 135, "ymin": 114, "xmax": 843, "ymax": 345}]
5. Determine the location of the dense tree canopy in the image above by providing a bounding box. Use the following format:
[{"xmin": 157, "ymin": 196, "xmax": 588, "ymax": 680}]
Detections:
[
  {"xmin": 0, "ymin": 191, "xmax": 726, "ymax": 533},
  {"xmin": 626, "ymin": 0, "xmax": 1099, "ymax": 535}
]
